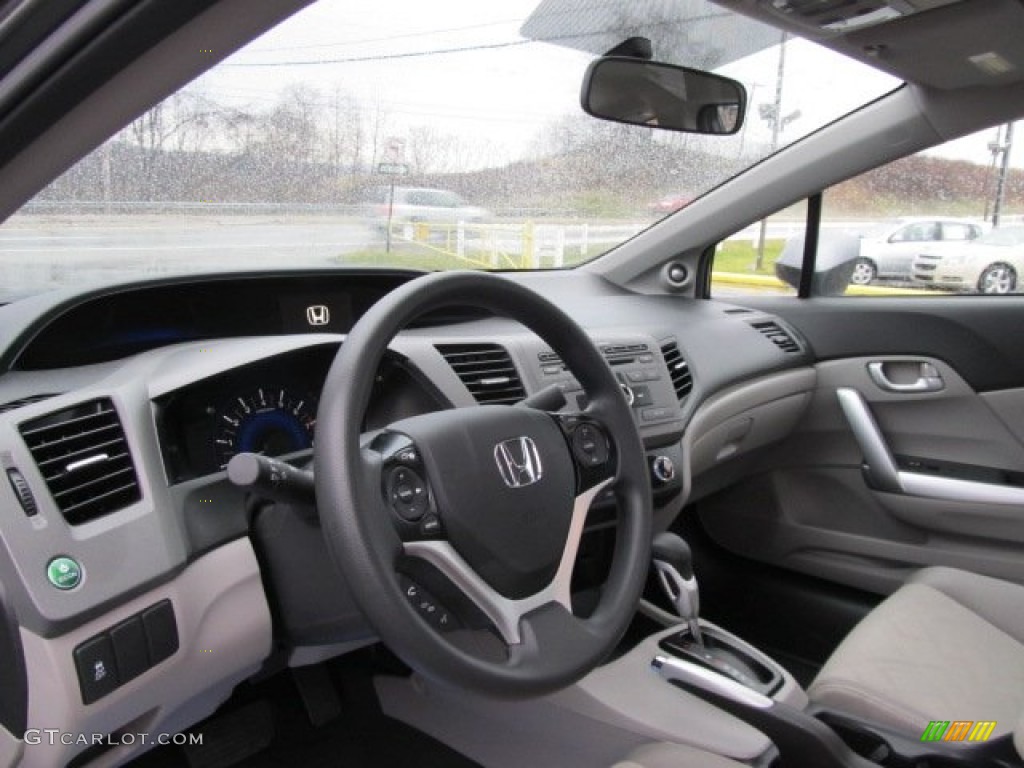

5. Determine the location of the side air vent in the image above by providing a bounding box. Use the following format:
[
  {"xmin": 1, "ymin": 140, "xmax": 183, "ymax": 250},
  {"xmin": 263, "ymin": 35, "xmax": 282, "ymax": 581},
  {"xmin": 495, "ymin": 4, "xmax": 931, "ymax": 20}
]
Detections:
[
  {"xmin": 0, "ymin": 394, "xmax": 55, "ymax": 415},
  {"xmin": 436, "ymin": 344, "xmax": 526, "ymax": 405},
  {"xmin": 660, "ymin": 341, "xmax": 694, "ymax": 402},
  {"xmin": 19, "ymin": 398, "xmax": 141, "ymax": 525},
  {"xmin": 750, "ymin": 320, "xmax": 802, "ymax": 354}
]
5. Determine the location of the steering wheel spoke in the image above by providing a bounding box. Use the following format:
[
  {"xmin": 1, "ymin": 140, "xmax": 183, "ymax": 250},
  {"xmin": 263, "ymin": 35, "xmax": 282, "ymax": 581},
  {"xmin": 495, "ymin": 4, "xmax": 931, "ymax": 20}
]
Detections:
[{"xmin": 404, "ymin": 476, "xmax": 612, "ymax": 645}]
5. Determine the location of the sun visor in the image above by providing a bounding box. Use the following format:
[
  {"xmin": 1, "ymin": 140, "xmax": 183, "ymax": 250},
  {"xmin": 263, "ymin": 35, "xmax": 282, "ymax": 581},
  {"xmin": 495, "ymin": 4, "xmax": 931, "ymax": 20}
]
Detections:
[{"xmin": 520, "ymin": 0, "xmax": 781, "ymax": 71}]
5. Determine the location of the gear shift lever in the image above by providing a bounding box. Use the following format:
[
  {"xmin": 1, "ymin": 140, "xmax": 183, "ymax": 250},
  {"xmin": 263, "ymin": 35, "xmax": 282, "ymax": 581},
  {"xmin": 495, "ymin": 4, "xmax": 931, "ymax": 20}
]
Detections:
[{"xmin": 652, "ymin": 532, "xmax": 703, "ymax": 647}]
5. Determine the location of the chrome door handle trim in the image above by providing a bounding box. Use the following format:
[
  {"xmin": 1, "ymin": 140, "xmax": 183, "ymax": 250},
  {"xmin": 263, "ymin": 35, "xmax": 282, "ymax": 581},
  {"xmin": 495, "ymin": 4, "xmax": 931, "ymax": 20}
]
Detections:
[
  {"xmin": 837, "ymin": 387, "xmax": 1024, "ymax": 505},
  {"xmin": 836, "ymin": 387, "xmax": 902, "ymax": 492},
  {"xmin": 867, "ymin": 361, "xmax": 944, "ymax": 393}
]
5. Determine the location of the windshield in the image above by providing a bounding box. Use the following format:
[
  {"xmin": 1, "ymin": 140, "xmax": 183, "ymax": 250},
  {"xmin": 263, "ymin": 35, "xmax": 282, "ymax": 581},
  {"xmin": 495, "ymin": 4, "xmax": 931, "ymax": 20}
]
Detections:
[{"xmin": 0, "ymin": 0, "xmax": 899, "ymax": 299}]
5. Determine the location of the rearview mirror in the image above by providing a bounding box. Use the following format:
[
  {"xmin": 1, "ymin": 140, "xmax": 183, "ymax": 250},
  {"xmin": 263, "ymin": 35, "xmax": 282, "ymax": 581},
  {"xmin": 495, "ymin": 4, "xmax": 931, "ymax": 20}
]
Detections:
[{"xmin": 581, "ymin": 57, "xmax": 746, "ymax": 135}]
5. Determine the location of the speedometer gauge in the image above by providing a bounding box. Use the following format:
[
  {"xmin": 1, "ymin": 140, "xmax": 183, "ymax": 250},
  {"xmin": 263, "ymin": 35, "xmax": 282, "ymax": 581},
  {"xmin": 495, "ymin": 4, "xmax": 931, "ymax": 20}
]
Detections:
[{"xmin": 214, "ymin": 387, "xmax": 316, "ymax": 467}]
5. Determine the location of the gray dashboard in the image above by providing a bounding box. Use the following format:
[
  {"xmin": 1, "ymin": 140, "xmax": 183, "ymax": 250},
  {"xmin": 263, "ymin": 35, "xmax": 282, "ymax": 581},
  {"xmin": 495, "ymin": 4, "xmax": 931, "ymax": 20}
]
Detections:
[{"xmin": 0, "ymin": 268, "xmax": 813, "ymax": 751}]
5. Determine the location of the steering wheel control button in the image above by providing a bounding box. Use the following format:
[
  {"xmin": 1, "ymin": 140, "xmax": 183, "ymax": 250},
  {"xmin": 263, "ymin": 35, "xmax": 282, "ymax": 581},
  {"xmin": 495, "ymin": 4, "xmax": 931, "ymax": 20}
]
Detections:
[
  {"xmin": 141, "ymin": 600, "xmax": 179, "ymax": 665},
  {"xmin": 47, "ymin": 556, "xmax": 82, "ymax": 590},
  {"xmin": 572, "ymin": 424, "xmax": 609, "ymax": 467},
  {"xmin": 74, "ymin": 635, "xmax": 120, "ymax": 704},
  {"xmin": 387, "ymin": 467, "xmax": 429, "ymax": 521},
  {"xmin": 419, "ymin": 514, "xmax": 442, "ymax": 538},
  {"xmin": 400, "ymin": 577, "xmax": 459, "ymax": 632}
]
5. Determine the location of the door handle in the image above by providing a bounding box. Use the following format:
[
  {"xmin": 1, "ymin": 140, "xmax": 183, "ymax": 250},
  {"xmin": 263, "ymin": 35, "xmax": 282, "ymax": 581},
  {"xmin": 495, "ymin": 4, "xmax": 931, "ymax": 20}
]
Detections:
[
  {"xmin": 837, "ymin": 387, "xmax": 1024, "ymax": 504},
  {"xmin": 867, "ymin": 361, "xmax": 944, "ymax": 393}
]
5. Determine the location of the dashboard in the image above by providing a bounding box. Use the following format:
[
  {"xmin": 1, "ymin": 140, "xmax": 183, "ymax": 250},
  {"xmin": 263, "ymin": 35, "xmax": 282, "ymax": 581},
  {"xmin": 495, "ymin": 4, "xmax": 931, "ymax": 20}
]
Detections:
[{"xmin": 0, "ymin": 268, "xmax": 816, "ymax": 766}]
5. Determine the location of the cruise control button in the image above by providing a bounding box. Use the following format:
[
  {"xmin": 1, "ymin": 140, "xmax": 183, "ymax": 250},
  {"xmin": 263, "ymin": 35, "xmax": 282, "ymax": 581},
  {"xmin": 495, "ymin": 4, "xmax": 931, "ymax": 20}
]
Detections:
[{"xmin": 47, "ymin": 556, "xmax": 82, "ymax": 590}]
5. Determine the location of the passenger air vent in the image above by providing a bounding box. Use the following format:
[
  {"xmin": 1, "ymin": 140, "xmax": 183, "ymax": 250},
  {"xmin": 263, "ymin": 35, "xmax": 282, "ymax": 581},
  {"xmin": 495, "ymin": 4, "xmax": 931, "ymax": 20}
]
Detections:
[
  {"xmin": 750, "ymin": 320, "xmax": 801, "ymax": 354},
  {"xmin": 660, "ymin": 341, "xmax": 694, "ymax": 402},
  {"xmin": 436, "ymin": 344, "xmax": 526, "ymax": 405},
  {"xmin": 19, "ymin": 398, "xmax": 141, "ymax": 525},
  {"xmin": 0, "ymin": 394, "xmax": 55, "ymax": 415}
]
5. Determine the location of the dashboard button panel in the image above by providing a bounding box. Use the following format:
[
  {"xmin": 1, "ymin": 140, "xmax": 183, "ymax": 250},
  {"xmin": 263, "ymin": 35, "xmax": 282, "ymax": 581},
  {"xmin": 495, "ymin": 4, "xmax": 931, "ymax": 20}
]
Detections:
[{"xmin": 73, "ymin": 600, "xmax": 179, "ymax": 705}]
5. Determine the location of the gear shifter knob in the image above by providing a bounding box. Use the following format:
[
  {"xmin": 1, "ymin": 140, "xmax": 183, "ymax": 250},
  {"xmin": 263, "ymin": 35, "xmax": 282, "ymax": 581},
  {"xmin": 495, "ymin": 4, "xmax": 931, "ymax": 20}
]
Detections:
[
  {"xmin": 652, "ymin": 531, "xmax": 694, "ymax": 579},
  {"xmin": 652, "ymin": 532, "xmax": 703, "ymax": 646}
]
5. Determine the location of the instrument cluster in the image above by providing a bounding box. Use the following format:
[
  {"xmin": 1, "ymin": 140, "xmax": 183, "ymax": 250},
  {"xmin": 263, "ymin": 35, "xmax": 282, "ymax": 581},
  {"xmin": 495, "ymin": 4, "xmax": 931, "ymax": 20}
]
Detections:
[{"xmin": 158, "ymin": 344, "xmax": 448, "ymax": 483}]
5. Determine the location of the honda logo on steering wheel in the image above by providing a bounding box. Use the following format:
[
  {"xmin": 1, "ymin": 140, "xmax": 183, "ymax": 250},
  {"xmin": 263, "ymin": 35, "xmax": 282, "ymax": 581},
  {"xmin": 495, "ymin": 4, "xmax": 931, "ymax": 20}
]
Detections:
[{"xmin": 494, "ymin": 436, "xmax": 543, "ymax": 488}]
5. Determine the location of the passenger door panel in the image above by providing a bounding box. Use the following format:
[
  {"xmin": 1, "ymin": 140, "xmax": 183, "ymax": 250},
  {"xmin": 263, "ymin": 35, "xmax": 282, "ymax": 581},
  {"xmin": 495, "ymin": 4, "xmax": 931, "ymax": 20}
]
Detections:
[{"xmin": 699, "ymin": 298, "xmax": 1024, "ymax": 594}]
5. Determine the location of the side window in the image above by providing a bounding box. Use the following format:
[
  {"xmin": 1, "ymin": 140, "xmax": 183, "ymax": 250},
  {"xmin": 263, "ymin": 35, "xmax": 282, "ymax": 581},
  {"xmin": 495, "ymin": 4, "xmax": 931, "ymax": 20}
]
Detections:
[
  {"xmin": 941, "ymin": 222, "xmax": 973, "ymax": 241},
  {"xmin": 890, "ymin": 222, "xmax": 938, "ymax": 243},
  {"xmin": 712, "ymin": 125, "xmax": 1020, "ymax": 297},
  {"xmin": 708, "ymin": 204, "xmax": 803, "ymax": 297}
]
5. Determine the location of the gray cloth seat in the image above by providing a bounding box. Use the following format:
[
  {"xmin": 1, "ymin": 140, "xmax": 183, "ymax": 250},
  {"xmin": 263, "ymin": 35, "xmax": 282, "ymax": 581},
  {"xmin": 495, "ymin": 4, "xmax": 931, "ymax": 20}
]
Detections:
[
  {"xmin": 808, "ymin": 566, "xmax": 1024, "ymax": 741},
  {"xmin": 611, "ymin": 742, "xmax": 748, "ymax": 768}
]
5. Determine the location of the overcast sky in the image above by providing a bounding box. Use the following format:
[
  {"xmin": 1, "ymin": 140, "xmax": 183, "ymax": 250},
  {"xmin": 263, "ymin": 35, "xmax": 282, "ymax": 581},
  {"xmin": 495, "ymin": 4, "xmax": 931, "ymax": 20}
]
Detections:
[{"xmin": 184, "ymin": 0, "xmax": 1018, "ymax": 171}]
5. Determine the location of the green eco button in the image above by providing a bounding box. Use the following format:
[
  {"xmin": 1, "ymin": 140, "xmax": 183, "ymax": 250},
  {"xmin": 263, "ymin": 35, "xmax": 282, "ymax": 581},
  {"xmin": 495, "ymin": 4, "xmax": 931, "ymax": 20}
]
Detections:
[{"xmin": 47, "ymin": 556, "xmax": 82, "ymax": 590}]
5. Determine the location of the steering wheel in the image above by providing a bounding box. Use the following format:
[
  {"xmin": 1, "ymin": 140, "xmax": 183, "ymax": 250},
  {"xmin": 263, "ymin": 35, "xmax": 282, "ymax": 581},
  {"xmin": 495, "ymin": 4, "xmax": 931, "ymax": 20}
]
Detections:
[{"xmin": 314, "ymin": 271, "xmax": 652, "ymax": 696}]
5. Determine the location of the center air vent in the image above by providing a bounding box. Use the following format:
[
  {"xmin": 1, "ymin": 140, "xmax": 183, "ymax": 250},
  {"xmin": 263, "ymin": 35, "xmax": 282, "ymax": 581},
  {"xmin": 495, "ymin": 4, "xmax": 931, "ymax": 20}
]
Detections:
[
  {"xmin": 19, "ymin": 398, "xmax": 141, "ymax": 525},
  {"xmin": 436, "ymin": 344, "xmax": 526, "ymax": 405},
  {"xmin": 750, "ymin": 320, "xmax": 802, "ymax": 354},
  {"xmin": 660, "ymin": 340, "xmax": 694, "ymax": 402}
]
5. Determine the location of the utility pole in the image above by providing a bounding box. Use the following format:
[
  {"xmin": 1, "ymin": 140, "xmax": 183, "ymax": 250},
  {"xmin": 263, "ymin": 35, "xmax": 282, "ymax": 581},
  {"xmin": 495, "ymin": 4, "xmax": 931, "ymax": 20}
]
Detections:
[
  {"xmin": 992, "ymin": 121, "xmax": 1014, "ymax": 228},
  {"xmin": 101, "ymin": 140, "xmax": 113, "ymax": 215}
]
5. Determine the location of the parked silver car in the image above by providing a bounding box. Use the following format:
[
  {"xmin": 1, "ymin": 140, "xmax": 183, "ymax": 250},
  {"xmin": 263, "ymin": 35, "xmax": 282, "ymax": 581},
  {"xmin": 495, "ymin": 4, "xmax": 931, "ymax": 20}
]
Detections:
[
  {"xmin": 913, "ymin": 225, "xmax": 1024, "ymax": 294},
  {"xmin": 850, "ymin": 217, "xmax": 983, "ymax": 285}
]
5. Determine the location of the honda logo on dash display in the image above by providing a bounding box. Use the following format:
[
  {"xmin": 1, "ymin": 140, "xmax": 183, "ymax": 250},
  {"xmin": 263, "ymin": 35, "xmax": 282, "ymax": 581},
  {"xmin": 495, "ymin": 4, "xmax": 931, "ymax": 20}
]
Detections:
[
  {"xmin": 306, "ymin": 305, "xmax": 330, "ymax": 326},
  {"xmin": 494, "ymin": 436, "xmax": 543, "ymax": 488}
]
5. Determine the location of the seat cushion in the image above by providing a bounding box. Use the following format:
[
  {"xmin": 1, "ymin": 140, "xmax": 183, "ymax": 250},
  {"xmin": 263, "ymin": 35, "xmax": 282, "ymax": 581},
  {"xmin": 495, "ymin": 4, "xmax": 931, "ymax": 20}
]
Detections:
[
  {"xmin": 612, "ymin": 742, "xmax": 748, "ymax": 768},
  {"xmin": 808, "ymin": 567, "xmax": 1024, "ymax": 739}
]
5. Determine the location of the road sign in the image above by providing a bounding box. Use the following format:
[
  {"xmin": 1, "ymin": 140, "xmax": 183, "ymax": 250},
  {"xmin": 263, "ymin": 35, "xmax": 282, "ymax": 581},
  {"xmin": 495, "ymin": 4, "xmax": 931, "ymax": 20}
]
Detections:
[{"xmin": 377, "ymin": 163, "xmax": 409, "ymax": 176}]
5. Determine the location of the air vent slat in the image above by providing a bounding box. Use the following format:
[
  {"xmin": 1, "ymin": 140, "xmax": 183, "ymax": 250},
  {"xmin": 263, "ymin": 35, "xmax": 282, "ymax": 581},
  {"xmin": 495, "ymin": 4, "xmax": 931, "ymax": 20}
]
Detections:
[
  {"xmin": 436, "ymin": 344, "xmax": 526, "ymax": 405},
  {"xmin": 0, "ymin": 394, "xmax": 56, "ymax": 415},
  {"xmin": 750, "ymin": 320, "xmax": 802, "ymax": 354},
  {"xmin": 34, "ymin": 434, "xmax": 126, "ymax": 469},
  {"xmin": 660, "ymin": 340, "xmax": 694, "ymax": 402},
  {"xmin": 19, "ymin": 398, "xmax": 141, "ymax": 525},
  {"xmin": 52, "ymin": 464, "xmax": 136, "ymax": 500}
]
